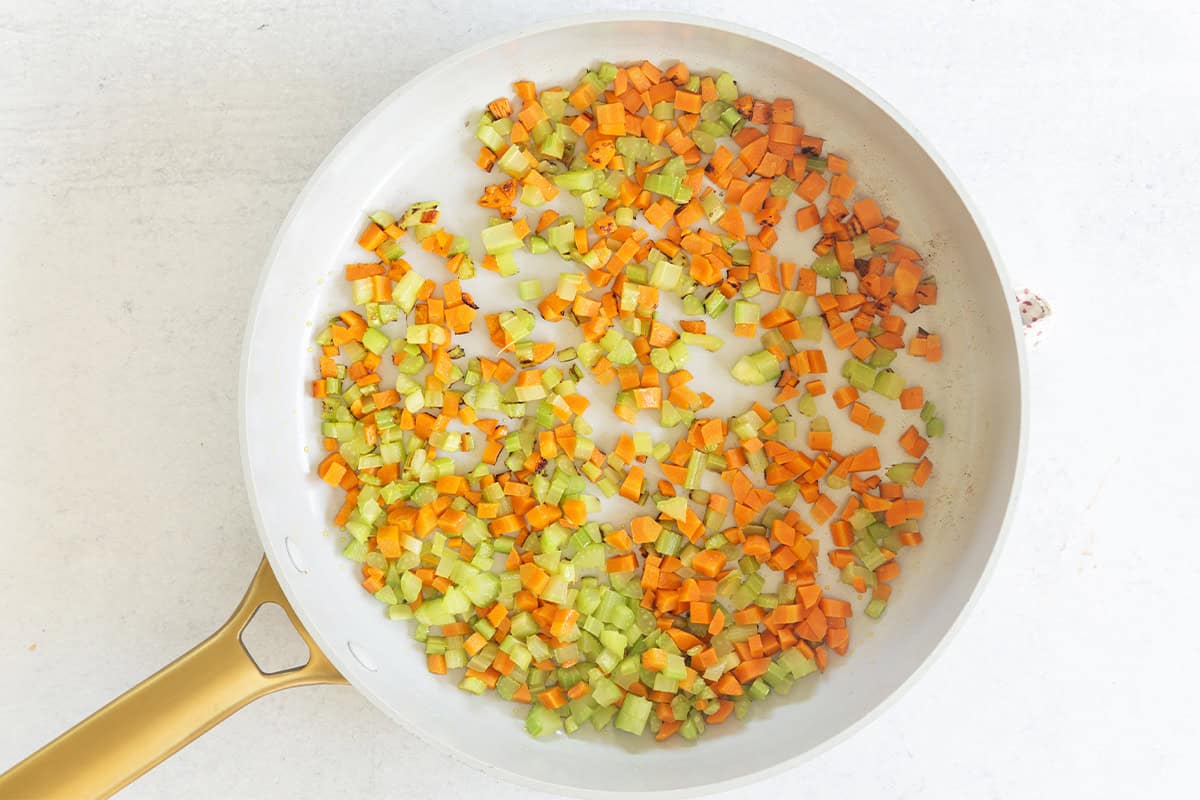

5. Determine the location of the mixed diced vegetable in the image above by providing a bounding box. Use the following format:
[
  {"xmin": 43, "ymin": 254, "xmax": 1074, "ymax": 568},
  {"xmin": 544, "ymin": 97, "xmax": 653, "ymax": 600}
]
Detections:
[{"xmin": 312, "ymin": 59, "xmax": 945, "ymax": 741}]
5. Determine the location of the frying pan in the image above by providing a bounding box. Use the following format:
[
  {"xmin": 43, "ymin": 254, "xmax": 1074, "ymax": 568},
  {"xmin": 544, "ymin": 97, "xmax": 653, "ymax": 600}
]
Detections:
[{"xmin": 0, "ymin": 13, "xmax": 1026, "ymax": 799}]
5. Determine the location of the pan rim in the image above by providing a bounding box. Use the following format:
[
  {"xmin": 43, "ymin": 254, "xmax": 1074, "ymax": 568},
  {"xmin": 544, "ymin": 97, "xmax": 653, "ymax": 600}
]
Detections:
[{"xmin": 238, "ymin": 11, "xmax": 1028, "ymax": 797}]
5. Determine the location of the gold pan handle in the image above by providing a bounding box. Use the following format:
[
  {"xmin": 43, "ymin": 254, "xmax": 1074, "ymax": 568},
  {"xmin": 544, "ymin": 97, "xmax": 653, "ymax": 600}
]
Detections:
[{"xmin": 0, "ymin": 557, "xmax": 345, "ymax": 799}]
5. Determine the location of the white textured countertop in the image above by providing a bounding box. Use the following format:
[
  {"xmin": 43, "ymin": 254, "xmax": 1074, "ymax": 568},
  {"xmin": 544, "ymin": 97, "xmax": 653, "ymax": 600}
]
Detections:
[{"xmin": 2, "ymin": 1, "xmax": 1196, "ymax": 797}]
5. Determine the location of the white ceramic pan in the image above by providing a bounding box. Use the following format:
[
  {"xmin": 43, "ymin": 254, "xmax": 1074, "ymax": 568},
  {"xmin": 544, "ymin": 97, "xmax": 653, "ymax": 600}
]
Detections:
[{"xmin": 0, "ymin": 13, "xmax": 1026, "ymax": 799}]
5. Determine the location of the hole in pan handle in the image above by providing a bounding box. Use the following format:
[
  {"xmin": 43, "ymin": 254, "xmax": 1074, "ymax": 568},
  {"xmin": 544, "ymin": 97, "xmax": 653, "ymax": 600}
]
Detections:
[{"xmin": 0, "ymin": 557, "xmax": 346, "ymax": 800}]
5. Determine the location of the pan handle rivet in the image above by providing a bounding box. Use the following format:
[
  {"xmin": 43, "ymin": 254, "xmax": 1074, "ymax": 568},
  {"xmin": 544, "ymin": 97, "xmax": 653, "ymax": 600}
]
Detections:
[
  {"xmin": 284, "ymin": 536, "xmax": 308, "ymax": 573},
  {"xmin": 347, "ymin": 641, "xmax": 378, "ymax": 672}
]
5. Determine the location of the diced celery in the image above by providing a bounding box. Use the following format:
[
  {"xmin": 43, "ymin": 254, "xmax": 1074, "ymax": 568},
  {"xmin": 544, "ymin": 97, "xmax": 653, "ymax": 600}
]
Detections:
[
  {"xmin": 539, "ymin": 131, "xmax": 564, "ymax": 160},
  {"xmin": 867, "ymin": 522, "xmax": 891, "ymax": 544},
  {"xmin": 715, "ymin": 72, "xmax": 738, "ymax": 102},
  {"xmin": 731, "ymin": 350, "xmax": 781, "ymax": 385},
  {"xmin": 644, "ymin": 173, "xmax": 681, "ymax": 198},
  {"xmin": 546, "ymin": 219, "xmax": 576, "ymax": 254},
  {"xmin": 496, "ymin": 146, "xmax": 532, "ymax": 178},
  {"xmin": 554, "ymin": 169, "xmax": 598, "ymax": 193},
  {"xmin": 796, "ymin": 316, "xmax": 822, "ymax": 341},
  {"xmin": 794, "ymin": 392, "xmax": 817, "ymax": 417},
  {"xmin": 518, "ymin": 278, "xmax": 543, "ymax": 301},
  {"xmin": 733, "ymin": 300, "xmax": 760, "ymax": 325},
  {"xmin": 360, "ymin": 327, "xmax": 389, "ymax": 355},
  {"xmin": 459, "ymin": 676, "xmax": 487, "ymax": 695},
  {"xmin": 812, "ymin": 252, "xmax": 841, "ymax": 278},
  {"xmin": 770, "ymin": 176, "xmax": 798, "ymax": 197},
  {"xmin": 656, "ymin": 495, "xmax": 687, "ymax": 522},
  {"xmin": 615, "ymin": 136, "xmax": 649, "ymax": 161},
  {"xmin": 654, "ymin": 529, "xmax": 683, "ymax": 557},
  {"xmin": 461, "ymin": 570, "xmax": 499, "ymax": 607},
  {"xmin": 342, "ymin": 538, "xmax": 367, "ymax": 562},
  {"xmin": 481, "ymin": 221, "xmax": 522, "ymax": 255},
  {"xmin": 719, "ymin": 106, "xmax": 744, "ymax": 133},
  {"xmin": 874, "ymin": 370, "xmax": 905, "ymax": 400},
  {"xmin": 350, "ymin": 278, "xmax": 373, "ymax": 305},
  {"xmin": 378, "ymin": 240, "xmax": 405, "ymax": 262},
  {"xmin": 680, "ymin": 331, "xmax": 723, "ymax": 351},
  {"xmin": 886, "ymin": 462, "xmax": 917, "ymax": 485},
  {"xmin": 651, "ymin": 100, "xmax": 675, "ymax": 120},
  {"xmin": 525, "ymin": 705, "xmax": 561, "ymax": 737},
  {"xmin": 585, "ymin": 676, "xmax": 620, "ymax": 708},
  {"xmin": 476, "ymin": 120, "xmax": 505, "ymax": 152},
  {"xmin": 661, "ymin": 156, "xmax": 687, "ymax": 177},
  {"xmin": 649, "ymin": 347, "xmax": 674, "ymax": 374},
  {"xmin": 591, "ymin": 705, "xmax": 617, "ymax": 731},
  {"xmin": 869, "ymin": 347, "xmax": 897, "ymax": 368},
  {"xmin": 614, "ymin": 693, "xmax": 652, "ymax": 736},
  {"xmin": 846, "ymin": 360, "xmax": 878, "ymax": 391},
  {"xmin": 735, "ymin": 696, "xmax": 750, "ymax": 719},
  {"xmin": 368, "ymin": 210, "xmax": 395, "ymax": 228},
  {"xmin": 541, "ymin": 89, "xmax": 568, "ymax": 121},
  {"xmin": 853, "ymin": 538, "xmax": 888, "ymax": 571},
  {"xmin": 649, "ymin": 260, "xmax": 682, "ymax": 290},
  {"xmin": 392, "ymin": 269, "xmax": 425, "ymax": 312},
  {"xmin": 691, "ymin": 129, "xmax": 716, "ymax": 153},
  {"xmin": 849, "ymin": 508, "xmax": 877, "ymax": 531},
  {"xmin": 697, "ymin": 120, "xmax": 726, "ymax": 139},
  {"xmin": 663, "ymin": 653, "xmax": 687, "ymax": 681},
  {"xmin": 386, "ymin": 603, "xmax": 413, "ymax": 621},
  {"xmin": 865, "ymin": 598, "xmax": 888, "ymax": 618},
  {"xmin": 778, "ymin": 648, "xmax": 818, "ymax": 679},
  {"xmin": 853, "ymin": 233, "xmax": 872, "ymax": 259}
]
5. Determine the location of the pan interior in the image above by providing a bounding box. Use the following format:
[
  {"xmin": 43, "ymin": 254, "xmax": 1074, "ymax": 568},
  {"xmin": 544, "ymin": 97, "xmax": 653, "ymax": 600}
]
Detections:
[{"xmin": 241, "ymin": 16, "xmax": 1022, "ymax": 796}]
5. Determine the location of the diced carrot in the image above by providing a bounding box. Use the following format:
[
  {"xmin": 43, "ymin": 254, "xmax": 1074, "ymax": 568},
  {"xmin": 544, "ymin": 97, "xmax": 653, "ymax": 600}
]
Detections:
[
  {"xmin": 606, "ymin": 554, "xmax": 638, "ymax": 573},
  {"xmin": 642, "ymin": 648, "xmax": 668, "ymax": 671},
  {"xmin": 899, "ymin": 386, "xmax": 924, "ymax": 409}
]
